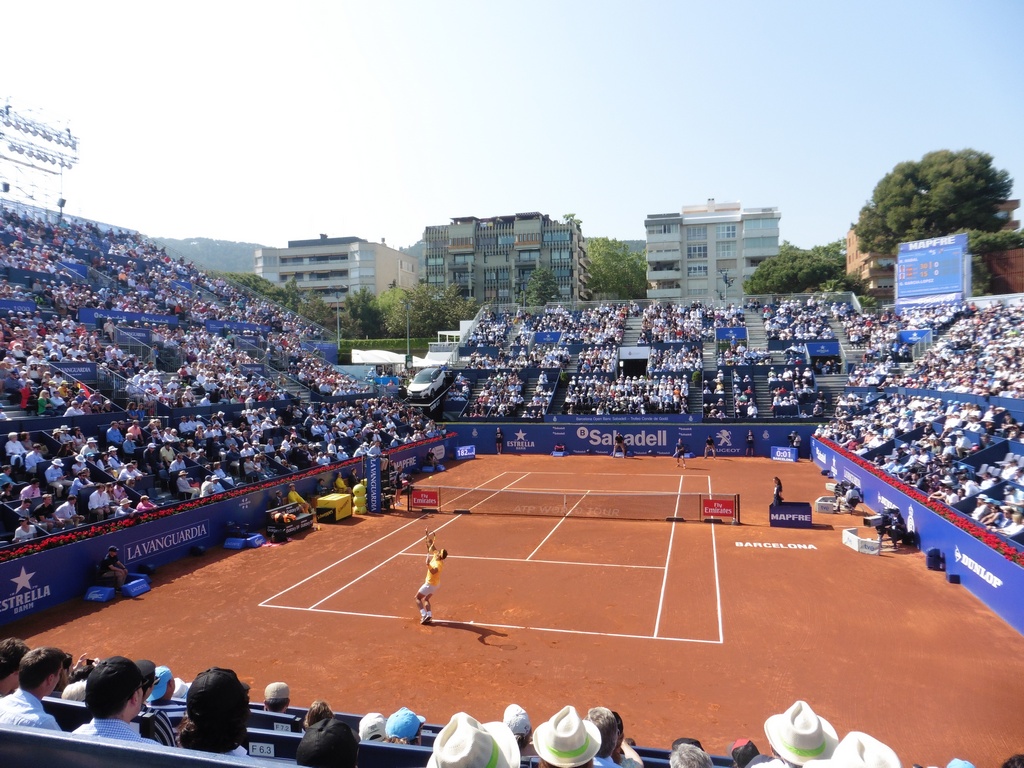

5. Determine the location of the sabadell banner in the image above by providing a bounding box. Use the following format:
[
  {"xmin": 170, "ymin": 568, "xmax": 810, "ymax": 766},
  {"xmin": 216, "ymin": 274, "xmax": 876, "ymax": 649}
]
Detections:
[{"xmin": 450, "ymin": 423, "xmax": 815, "ymax": 459}]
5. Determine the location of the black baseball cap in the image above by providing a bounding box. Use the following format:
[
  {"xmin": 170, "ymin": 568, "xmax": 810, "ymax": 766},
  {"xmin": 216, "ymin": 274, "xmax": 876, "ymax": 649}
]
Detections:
[
  {"xmin": 296, "ymin": 718, "xmax": 358, "ymax": 768},
  {"xmin": 187, "ymin": 667, "xmax": 250, "ymax": 720},
  {"xmin": 135, "ymin": 659, "xmax": 157, "ymax": 691},
  {"xmin": 85, "ymin": 656, "xmax": 144, "ymax": 712}
]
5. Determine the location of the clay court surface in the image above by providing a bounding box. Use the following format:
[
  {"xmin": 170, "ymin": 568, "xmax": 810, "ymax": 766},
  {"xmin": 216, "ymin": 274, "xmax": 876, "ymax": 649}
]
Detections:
[{"xmin": 9, "ymin": 454, "xmax": 1024, "ymax": 765}]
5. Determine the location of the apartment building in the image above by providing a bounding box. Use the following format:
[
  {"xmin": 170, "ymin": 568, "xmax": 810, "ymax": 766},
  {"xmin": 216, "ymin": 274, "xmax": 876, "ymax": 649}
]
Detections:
[
  {"xmin": 645, "ymin": 199, "xmax": 780, "ymax": 301},
  {"xmin": 422, "ymin": 212, "xmax": 589, "ymax": 303},
  {"xmin": 254, "ymin": 235, "xmax": 417, "ymax": 306}
]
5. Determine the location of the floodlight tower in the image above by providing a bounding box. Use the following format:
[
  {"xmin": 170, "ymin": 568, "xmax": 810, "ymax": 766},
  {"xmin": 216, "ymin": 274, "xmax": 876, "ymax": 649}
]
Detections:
[{"xmin": 0, "ymin": 103, "xmax": 79, "ymax": 212}]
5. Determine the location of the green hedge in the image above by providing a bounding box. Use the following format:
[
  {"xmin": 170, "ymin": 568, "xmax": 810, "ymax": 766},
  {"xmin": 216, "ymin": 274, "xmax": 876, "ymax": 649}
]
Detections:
[
  {"xmin": 336, "ymin": 338, "xmax": 435, "ymax": 366},
  {"xmin": 337, "ymin": 338, "xmax": 434, "ymax": 351}
]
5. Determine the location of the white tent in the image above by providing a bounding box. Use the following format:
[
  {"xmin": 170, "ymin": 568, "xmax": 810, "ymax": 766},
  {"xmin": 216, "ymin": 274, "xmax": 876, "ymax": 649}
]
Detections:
[{"xmin": 351, "ymin": 349, "xmax": 431, "ymax": 367}]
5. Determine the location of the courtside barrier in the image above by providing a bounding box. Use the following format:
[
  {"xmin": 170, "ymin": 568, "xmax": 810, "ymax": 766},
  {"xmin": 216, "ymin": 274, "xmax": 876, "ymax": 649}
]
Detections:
[
  {"xmin": 812, "ymin": 437, "xmax": 1024, "ymax": 634},
  {"xmin": 0, "ymin": 723, "xmax": 263, "ymax": 768}
]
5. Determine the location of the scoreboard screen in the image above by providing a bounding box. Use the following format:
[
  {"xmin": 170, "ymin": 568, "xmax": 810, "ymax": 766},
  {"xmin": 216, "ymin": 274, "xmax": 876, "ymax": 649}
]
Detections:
[{"xmin": 896, "ymin": 233, "xmax": 969, "ymax": 306}]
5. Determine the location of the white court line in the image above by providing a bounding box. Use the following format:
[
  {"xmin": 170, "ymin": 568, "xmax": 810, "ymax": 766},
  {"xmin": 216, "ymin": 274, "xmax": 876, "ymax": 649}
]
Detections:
[
  {"xmin": 655, "ymin": 499, "xmax": 679, "ymax": 638},
  {"xmin": 308, "ymin": 515, "xmax": 462, "ymax": 609},
  {"xmin": 441, "ymin": 473, "xmax": 531, "ymax": 509},
  {"xmin": 497, "ymin": 471, "xmax": 690, "ymax": 478},
  {"xmin": 712, "ymin": 519, "xmax": 723, "ymax": 643},
  {"xmin": 260, "ymin": 603, "xmax": 722, "ymax": 644},
  {"xmin": 259, "ymin": 514, "xmax": 435, "ymax": 606},
  {"xmin": 525, "ymin": 492, "xmax": 588, "ymax": 560},
  {"xmin": 394, "ymin": 552, "xmax": 663, "ymax": 569},
  {"xmin": 672, "ymin": 473, "xmax": 685, "ymax": 519}
]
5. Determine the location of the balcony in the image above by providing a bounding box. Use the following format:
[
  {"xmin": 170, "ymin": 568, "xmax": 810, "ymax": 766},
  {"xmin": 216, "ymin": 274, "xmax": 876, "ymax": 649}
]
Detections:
[
  {"xmin": 646, "ymin": 232, "xmax": 681, "ymax": 244},
  {"xmin": 648, "ymin": 287, "xmax": 684, "ymax": 299},
  {"xmin": 647, "ymin": 269, "xmax": 682, "ymax": 281},
  {"xmin": 514, "ymin": 237, "xmax": 542, "ymax": 250}
]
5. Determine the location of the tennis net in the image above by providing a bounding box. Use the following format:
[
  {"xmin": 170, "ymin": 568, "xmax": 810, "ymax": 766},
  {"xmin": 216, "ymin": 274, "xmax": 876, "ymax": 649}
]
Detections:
[{"xmin": 413, "ymin": 485, "xmax": 714, "ymax": 521}]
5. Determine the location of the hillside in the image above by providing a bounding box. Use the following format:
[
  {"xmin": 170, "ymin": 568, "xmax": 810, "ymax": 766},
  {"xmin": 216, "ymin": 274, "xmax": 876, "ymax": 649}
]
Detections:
[
  {"xmin": 154, "ymin": 237, "xmax": 266, "ymax": 274},
  {"xmin": 152, "ymin": 236, "xmax": 641, "ymax": 276}
]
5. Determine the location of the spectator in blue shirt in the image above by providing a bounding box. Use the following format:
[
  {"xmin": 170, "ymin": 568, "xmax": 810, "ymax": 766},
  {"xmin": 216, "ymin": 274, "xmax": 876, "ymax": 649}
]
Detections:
[
  {"xmin": 106, "ymin": 421, "xmax": 125, "ymax": 447},
  {"xmin": 0, "ymin": 646, "xmax": 66, "ymax": 731},
  {"xmin": 71, "ymin": 656, "xmax": 148, "ymax": 743}
]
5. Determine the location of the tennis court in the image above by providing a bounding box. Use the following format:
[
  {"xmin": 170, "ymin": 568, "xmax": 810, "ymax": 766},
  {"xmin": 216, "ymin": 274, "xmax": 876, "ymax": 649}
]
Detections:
[
  {"xmin": 259, "ymin": 471, "xmax": 725, "ymax": 642},
  {"xmin": 12, "ymin": 454, "xmax": 1024, "ymax": 766}
]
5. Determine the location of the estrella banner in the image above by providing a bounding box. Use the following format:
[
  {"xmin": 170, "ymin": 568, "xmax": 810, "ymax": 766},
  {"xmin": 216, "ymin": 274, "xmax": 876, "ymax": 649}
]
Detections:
[
  {"xmin": 898, "ymin": 329, "xmax": 933, "ymax": 345},
  {"xmin": 715, "ymin": 328, "xmax": 748, "ymax": 341},
  {"xmin": 534, "ymin": 331, "xmax": 563, "ymax": 344},
  {"xmin": 171, "ymin": 280, "xmax": 193, "ymax": 293},
  {"xmin": 812, "ymin": 437, "xmax": 1023, "ymax": 634},
  {"xmin": 806, "ymin": 341, "xmax": 840, "ymax": 357}
]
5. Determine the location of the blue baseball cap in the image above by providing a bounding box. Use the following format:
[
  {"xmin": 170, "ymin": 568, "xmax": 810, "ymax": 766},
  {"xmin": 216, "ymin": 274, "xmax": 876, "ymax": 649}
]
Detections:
[
  {"xmin": 148, "ymin": 665, "xmax": 173, "ymax": 701},
  {"xmin": 386, "ymin": 707, "xmax": 425, "ymax": 740}
]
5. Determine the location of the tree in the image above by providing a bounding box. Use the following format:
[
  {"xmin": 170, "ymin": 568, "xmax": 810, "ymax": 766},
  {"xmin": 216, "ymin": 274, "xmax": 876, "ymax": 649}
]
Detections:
[
  {"xmin": 743, "ymin": 239, "xmax": 853, "ymax": 295},
  {"xmin": 344, "ymin": 287, "xmax": 385, "ymax": 339},
  {"xmin": 563, "ymin": 213, "xmax": 581, "ymax": 228},
  {"xmin": 524, "ymin": 267, "xmax": 561, "ymax": 307},
  {"xmin": 381, "ymin": 284, "xmax": 478, "ymax": 339},
  {"xmin": 297, "ymin": 291, "xmax": 336, "ymax": 330},
  {"xmin": 854, "ymin": 149, "xmax": 1014, "ymax": 254},
  {"xmin": 586, "ymin": 237, "xmax": 649, "ymax": 299}
]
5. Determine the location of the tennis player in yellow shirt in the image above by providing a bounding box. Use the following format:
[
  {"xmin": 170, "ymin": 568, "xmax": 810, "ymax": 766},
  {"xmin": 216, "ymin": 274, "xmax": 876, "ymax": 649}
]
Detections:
[{"xmin": 415, "ymin": 528, "xmax": 447, "ymax": 625}]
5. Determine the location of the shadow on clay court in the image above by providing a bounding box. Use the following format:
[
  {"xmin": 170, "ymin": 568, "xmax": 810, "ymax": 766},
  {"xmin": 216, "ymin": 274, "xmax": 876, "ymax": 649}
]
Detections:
[{"xmin": 431, "ymin": 621, "xmax": 510, "ymax": 647}]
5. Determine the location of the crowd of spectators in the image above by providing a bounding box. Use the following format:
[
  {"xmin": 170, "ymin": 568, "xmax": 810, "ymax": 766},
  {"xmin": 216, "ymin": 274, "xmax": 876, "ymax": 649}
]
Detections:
[
  {"xmin": 1, "ymin": 635, "xmax": 1000, "ymax": 767},
  {"xmin": 523, "ymin": 303, "xmax": 636, "ymax": 346},
  {"xmin": 760, "ymin": 298, "xmax": 837, "ymax": 342},
  {"xmin": 464, "ymin": 372, "xmax": 525, "ymax": 418},
  {"xmin": 464, "ymin": 310, "xmax": 513, "ymax": 347},
  {"xmin": 563, "ymin": 374, "xmax": 689, "ymax": 416},
  {"xmin": 647, "ymin": 346, "xmax": 702, "ymax": 373},
  {"xmin": 637, "ymin": 302, "xmax": 745, "ymax": 345}
]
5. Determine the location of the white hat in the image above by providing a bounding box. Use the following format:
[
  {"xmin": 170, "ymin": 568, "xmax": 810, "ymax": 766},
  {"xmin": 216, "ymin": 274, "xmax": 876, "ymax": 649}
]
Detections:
[
  {"xmin": 803, "ymin": 732, "xmax": 900, "ymax": 768},
  {"xmin": 503, "ymin": 704, "xmax": 531, "ymax": 737},
  {"xmin": 427, "ymin": 712, "xmax": 520, "ymax": 768},
  {"xmin": 359, "ymin": 712, "xmax": 387, "ymax": 742},
  {"xmin": 533, "ymin": 706, "xmax": 601, "ymax": 768},
  {"xmin": 51, "ymin": 459, "xmax": 63, "ymax": 467},
  {"xmin": 764, "ymin": 701, "xmax": 838, "ymax": 766}
]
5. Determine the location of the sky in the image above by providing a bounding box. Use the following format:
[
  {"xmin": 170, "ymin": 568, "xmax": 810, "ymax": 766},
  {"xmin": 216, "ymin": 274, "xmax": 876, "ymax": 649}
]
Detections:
[{"xmin": 2, "ymin": 0, "xmax": 1023, "ymax": 253}]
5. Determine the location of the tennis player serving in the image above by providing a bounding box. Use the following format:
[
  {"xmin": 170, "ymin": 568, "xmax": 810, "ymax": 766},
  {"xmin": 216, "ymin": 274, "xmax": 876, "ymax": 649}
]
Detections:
[{"xmin": 415, "ymin": 527, "xmax": 448, "ymax": 625}]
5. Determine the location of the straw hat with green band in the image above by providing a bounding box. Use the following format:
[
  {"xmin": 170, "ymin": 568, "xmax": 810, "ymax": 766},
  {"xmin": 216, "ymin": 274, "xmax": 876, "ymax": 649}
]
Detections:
[
  {"xmin": 533, "ymin": 706, "xmax": 602, "ymax": 768},
  {"xmin": 763, "ymin": 701, "xmax": 839, "ymax": 766},
  {"xmin": 427, "ymin": 712, "xmax": 520, "ymax": 768}
]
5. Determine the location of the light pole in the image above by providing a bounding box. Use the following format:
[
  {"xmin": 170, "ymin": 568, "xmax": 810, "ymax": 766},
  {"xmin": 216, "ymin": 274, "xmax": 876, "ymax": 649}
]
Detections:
[
  {"xmin": 405, "ymin": 298, "xmax": 411, "ymax": 369},
  {"xmin": 335, "ymin": 289, "xmax": 342, "ymax": 342}
]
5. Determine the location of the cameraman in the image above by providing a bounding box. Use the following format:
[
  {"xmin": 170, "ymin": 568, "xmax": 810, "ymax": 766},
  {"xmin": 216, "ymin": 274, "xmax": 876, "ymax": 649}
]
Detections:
[
  {"xmin": 836, "ymin": 482, "xmax": 861, "ymax": 512},
  {"xmin": 877, "ymin": 508, "xmax": 906, "ymax": 550}
]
